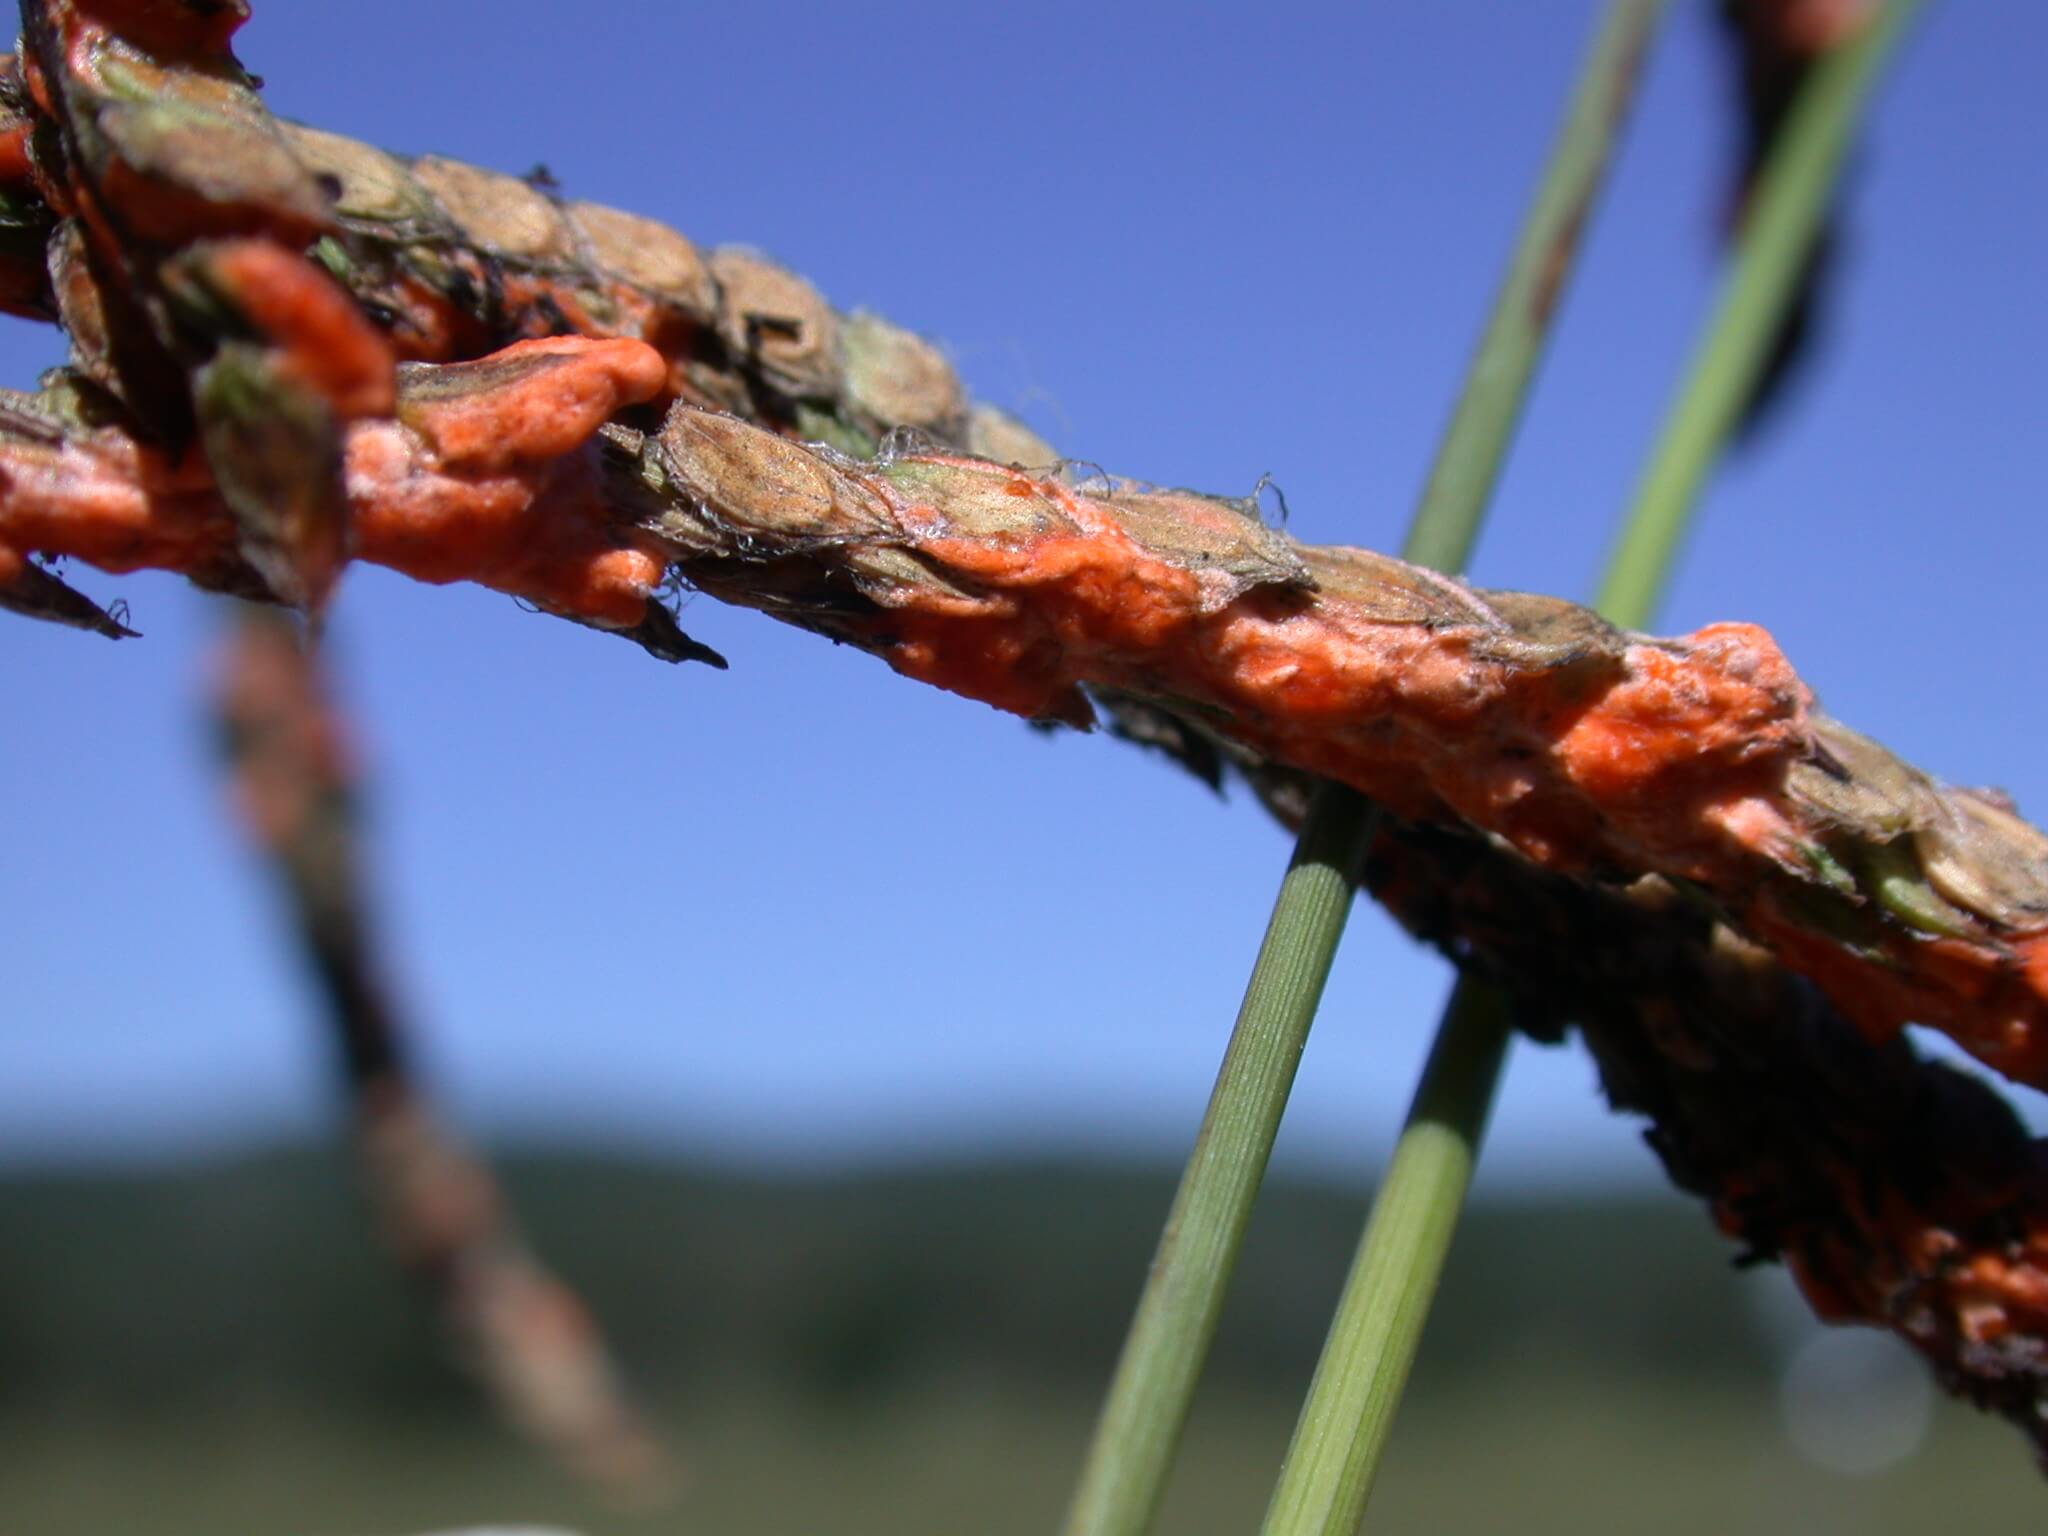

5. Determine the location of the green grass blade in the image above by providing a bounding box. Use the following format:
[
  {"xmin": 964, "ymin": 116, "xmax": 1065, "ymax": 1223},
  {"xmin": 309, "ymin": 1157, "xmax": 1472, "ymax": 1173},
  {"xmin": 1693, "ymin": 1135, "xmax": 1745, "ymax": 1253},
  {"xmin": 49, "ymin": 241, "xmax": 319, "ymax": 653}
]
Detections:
[
  {"xmin": 1595, "ymin": 0, "xmax": 1925, "ymax": 628},
  {"xmin": 1257, "ymin": 7, "xmax": 1667, "ymax": 1532},
  {"xmin": 1400, "ymin": 0, "xmax": 1669, "ymax": 578},
  {"xmin": 1264, "ymin": 5, "xmax": 1925, "ymax": 1534},
  {"xmin": 1062, "ymin": 6, "xmax": 1668, "ymax": 1534},
  {"xmin": 1059, "ymin": 785, "xmax": 1379, "ymax": 1536},
  {"xmin": 1258, "ymin": 979, "xmax": 1509, "ymax": 1536}
]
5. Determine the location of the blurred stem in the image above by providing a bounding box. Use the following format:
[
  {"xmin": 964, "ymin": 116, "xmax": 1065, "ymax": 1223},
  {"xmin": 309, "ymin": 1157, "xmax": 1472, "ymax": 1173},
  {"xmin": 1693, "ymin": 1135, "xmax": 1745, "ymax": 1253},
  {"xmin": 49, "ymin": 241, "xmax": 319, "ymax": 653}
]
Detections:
[
  {"xmin": 1594, "ymin": 0, "xmax": 1924, "ymax": 625},
  {"xmin": 1063, "ymin": 6, "xmax": 1668, "ymax": 1535},
  {"xmin": 1264, "ymin": 4, "xmax": 1923, "ymax": 1533}
]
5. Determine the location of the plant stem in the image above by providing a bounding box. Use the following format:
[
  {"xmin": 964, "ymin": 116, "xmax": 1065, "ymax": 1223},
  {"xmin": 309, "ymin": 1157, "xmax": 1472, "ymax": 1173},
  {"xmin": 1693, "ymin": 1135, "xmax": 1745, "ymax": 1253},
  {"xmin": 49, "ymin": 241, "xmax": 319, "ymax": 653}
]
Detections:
[
  {"xmin": 1258, "ymin": 980, "xmax": 1508, "ymax": 1536},
  {"xmin": 1263, "ymin": 4, "xmax": 1924, "ymax": 1533},
  {"xmin": 1400, "ymin": 0, "xmax": 1668, "ymax": 579},
  {"xmin": 1594, "ymin": 0, "xmax": 1924, "ymax": 626},
  {"xmin": 1062, "ymin": 6, "xmax": 1668, "ymax": 1534},
  {"xmin": 1059, "ymin": 785, "xmax": 1379, "ymax": 1536},
  {"xmin": 1258, "ymin": 6, "xmax": 1667, "ymax": 1532}
]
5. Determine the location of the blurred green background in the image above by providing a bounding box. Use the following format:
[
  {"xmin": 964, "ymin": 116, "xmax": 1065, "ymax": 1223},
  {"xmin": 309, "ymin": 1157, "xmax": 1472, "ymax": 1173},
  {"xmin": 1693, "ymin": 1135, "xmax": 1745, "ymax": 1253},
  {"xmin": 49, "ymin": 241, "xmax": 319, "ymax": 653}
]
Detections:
[{"xmin": 2, "ymin": 1151, "xmax": 2032, "ymax": 1534}]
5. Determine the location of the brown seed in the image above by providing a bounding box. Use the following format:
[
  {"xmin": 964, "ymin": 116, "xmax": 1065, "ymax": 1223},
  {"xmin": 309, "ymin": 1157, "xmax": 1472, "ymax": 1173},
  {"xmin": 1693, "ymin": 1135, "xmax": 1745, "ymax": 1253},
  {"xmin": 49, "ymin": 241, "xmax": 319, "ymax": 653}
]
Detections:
[
  {"xmin": 839, "ymin": 311, "xmax": 966, "ymax": 436},
  {"xmin": 707, "ymin": 248, "xmax": 842, "ymax": 401},
  {"xmin": 278, "ymin": 123, "xmax": 433, "ymax": 227},
  {"xmin": 654, "ymin": 407, "xmax": 889, "ymax": 550},
  {"xmin": 411, "ymin": 156, "xmax": 574, "ymax": 265},
  {"xmin": 1921, "ymin": 790, "xmax": 2048, "ymax": 928},
  {"xmin": 568, "ymin": 201, "xmax": 718, "ymax": 319}
]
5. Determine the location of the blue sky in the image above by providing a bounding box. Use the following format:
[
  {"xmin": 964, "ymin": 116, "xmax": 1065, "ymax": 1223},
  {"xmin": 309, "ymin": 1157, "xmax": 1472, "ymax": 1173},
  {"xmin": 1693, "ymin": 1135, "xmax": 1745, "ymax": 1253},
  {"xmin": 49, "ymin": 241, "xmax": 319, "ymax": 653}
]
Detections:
[{"xmin": 2, "ymin": 1, "xmax": 2043, "ymax": 1191}]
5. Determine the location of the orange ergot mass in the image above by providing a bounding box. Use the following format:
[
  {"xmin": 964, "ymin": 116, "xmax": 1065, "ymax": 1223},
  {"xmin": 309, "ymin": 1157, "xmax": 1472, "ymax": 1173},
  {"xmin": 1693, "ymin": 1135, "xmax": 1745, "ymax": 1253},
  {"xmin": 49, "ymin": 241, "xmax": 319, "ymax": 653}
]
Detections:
[
  {"xmin": 0, "ymin": 336, "xmax": 666, "ymax": 626},
  {"xmin": 639, "ymin": 402, "xmax": 2048, "ymax": 1093},
  {"xmin": 876, "ymin": 467, "xmax": 1809, "ymax": 879},
  {"xmin": 10, "ymin": 337, "xmax": 2048, "ymax": 1106},
  {"xmin": 347, "ymin": 337, "xmax": 668, "ymax": 626},
  {"xmin": 196, "ymin": 239, "xmax": 398, "ymax": 422},
  {"xmin": 0, "ymin": 418, "xmax": 227, "ymax": 577}
]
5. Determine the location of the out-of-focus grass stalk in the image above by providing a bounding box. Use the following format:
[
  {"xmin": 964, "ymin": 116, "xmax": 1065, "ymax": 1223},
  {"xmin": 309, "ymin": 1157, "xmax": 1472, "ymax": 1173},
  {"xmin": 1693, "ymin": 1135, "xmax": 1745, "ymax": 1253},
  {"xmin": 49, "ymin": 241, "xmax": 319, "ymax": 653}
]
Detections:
[
  {"xmin": 1262, "ymin": 4, "xmax": 1924, "ymax": 1533},
  {"xmin": 1060, "ymin": 6, "xmax": 1667, "ymax": 1534}
]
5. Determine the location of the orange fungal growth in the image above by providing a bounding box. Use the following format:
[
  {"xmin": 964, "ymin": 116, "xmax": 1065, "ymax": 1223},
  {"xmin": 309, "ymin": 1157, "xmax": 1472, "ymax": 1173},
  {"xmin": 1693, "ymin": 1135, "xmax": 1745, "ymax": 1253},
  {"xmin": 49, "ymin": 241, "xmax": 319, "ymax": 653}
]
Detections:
[
  {"xmin": 348, "ymin": 338, "xmax": 670, "ymax": 627},
  {"xmin": 639, "ymin": 410, "xmax": 2048, "ymax": 1099},
  {"xmin": 394, "ymin": 337, "xmax": 666, "ymax": 473},
  {"xmin": 0, "ymin": 337, "xmax": 672, "ymax": 632},
  {"xmin": 752, "ymin": 443, "xmax": 1814, "ymax": 896},
  {"xmin": 12, "ymin": 352, "xmax": 2048, "ymax": 1107},
  {"xmin": 0, "ymin": 415, "xmax": 230, "ymax": 578},
  {"xmin": 195, "ymin": 239, "xmax": 397, "ymax": 420}
]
